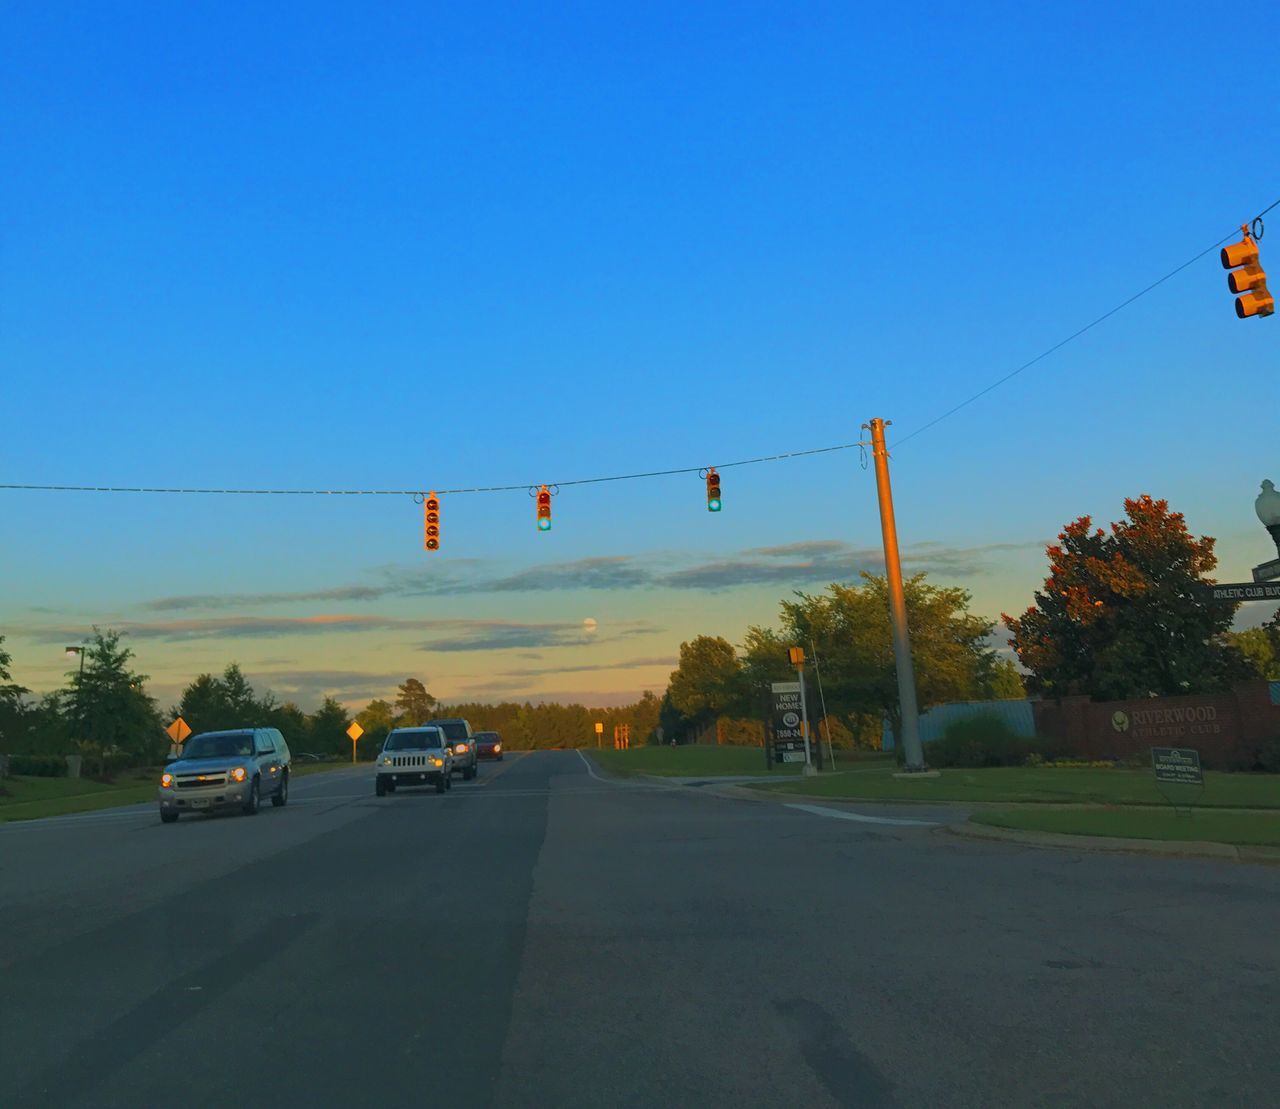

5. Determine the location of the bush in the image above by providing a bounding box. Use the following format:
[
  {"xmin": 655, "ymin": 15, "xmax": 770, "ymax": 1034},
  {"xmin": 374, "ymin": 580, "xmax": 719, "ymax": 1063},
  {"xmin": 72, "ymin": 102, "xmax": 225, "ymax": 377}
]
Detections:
[
  {"xmin": 8, "ymin": 754, "xmax": 69, "ymax": 777},
  {"xmin": 927, "ymin": 714, "xmax": 1038, "ymax": 769}
]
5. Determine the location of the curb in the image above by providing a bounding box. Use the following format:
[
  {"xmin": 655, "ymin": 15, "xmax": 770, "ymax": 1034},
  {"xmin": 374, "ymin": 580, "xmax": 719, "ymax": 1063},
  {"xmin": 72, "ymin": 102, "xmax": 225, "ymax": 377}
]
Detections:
[{"xmin": 947, "ymin": 820, "xmax": 1280, "ymax": 865}]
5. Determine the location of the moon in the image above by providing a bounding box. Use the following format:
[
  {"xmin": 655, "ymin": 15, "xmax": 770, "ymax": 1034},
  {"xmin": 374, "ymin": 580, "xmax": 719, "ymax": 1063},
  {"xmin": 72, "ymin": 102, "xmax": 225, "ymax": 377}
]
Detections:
[{"xmin": 583, "ymin": 617, "xmax": 598, "ymax": 634}]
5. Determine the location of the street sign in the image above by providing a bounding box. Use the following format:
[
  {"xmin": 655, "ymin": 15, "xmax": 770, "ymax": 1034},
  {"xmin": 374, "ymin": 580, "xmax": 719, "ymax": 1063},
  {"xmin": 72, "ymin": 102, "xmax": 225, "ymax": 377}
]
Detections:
[
  {"xmin": 594, "ymin": 722, "xmax": 604, "ymax": 734},
  {"xmin": 166, "ymin": 717, "xmax": 192, "ymax": 744},
  {"xmin": 1252, "ymin": 558, "xmax": 1280, "ymax": 583},
  {"xmin": 1200, "ymin": 581, "xmax": 1280, "ymax": 602},
  {"xmin": 771, "ymin": 682, "xmax": 805, "ymax": 763},
  {"xmin": 1152, "ymin": 747, "xmax": 1203, "ymax": 786},
  {"xmin": 346, "ymin": 722, "xmax": 364, "ymax": 741}
]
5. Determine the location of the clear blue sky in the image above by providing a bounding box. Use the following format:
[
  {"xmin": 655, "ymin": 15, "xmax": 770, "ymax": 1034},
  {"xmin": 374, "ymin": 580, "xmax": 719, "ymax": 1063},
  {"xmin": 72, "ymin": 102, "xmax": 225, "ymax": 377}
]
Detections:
[{"xmin": 3, "ymin": 2, "xmax": 1278, "ymax": 710}]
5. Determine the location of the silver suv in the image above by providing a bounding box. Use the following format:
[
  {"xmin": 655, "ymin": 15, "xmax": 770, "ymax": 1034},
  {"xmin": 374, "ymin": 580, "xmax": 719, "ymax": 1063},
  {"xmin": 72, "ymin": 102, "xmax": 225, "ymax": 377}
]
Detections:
[
  {"xmin": 427, "ymin": 718, "xmax": 478, "ymax": 780},
  {"xmin": 158, "ymin": 727, "xmax": 291, "ymax": 823},
  {"xmin": 376, "ymin": 727, "xmax": 453, "ymax": 795}
]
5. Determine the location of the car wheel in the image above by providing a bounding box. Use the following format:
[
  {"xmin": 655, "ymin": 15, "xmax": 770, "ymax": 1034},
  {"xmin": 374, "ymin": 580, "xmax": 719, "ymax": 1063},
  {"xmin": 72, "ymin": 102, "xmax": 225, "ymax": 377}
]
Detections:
[
  {"xmin": 435, "ymin": 774, "xmax": 446, "ymax": 793},
  {"xmin": 271, "ymin": 771, "xmax": 289, "ymax": 807},
  {"xmin": 160, "ymin": 810, "xmax": 179, "ymax": 824},
  {"xmin": 376, "ymin": 776, "xmax": 387, "ymax": 797},
  {"xmin": 242, "ymin": 779, "xmax": 260, "ymax": 816}
]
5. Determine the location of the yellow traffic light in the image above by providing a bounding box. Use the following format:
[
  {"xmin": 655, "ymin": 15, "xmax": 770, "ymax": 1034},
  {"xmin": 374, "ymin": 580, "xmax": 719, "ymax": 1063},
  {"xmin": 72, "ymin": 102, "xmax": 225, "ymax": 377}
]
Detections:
[
  {"xmin": 1221, "ymin": 226, "xmax": 1274, "ymax": 319},
  {"xmin": 424, "ymin": 492, "xmax": 440, "ymax": 551}
]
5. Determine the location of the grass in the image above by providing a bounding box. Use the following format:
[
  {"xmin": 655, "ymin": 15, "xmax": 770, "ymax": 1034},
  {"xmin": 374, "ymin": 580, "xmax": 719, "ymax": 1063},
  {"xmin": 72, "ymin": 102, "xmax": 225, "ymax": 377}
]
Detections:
[
  {"xmin": 589, "ymin": 744, "xmax": 894, "ymax": 778},
  {"xmin": 0, "ymin": 759, "xmax": 352, "ymax": 822},
  {"xmin": 972, "ymin": 807, "xmax": 1280, "ymax": 847},
  {"xmin": 749, "ymin": 765, "xmax": 1280, "ymax": 809}
]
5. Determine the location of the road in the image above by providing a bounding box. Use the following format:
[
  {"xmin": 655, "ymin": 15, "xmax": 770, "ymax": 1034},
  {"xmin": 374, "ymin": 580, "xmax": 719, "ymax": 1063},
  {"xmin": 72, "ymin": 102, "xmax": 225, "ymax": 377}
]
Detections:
[{"xmin": 1, "ymin": 751, "xmax": 1277, "ymax": 1107}]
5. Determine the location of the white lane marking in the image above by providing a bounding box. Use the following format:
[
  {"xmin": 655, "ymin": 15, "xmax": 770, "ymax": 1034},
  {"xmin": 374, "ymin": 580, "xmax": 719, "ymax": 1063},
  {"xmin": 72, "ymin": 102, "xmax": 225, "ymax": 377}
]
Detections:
[
  {"xmin": 785, "ymin": 802, "xmax": 938, "ymax": 827},
  {"xmin": 577, "ymin": 750, "xmax": 610, "ymax": 782},
  {"xmin": 574, "ymin": 750, "xmax": 678, "ymax": 790}
]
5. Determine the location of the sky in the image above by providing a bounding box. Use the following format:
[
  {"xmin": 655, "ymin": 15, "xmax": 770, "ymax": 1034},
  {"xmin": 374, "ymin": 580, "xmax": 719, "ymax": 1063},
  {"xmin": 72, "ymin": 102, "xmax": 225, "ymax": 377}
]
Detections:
[{"xmin": 3, "ymin": 2, "xmax": 1278, "ymax": 713}]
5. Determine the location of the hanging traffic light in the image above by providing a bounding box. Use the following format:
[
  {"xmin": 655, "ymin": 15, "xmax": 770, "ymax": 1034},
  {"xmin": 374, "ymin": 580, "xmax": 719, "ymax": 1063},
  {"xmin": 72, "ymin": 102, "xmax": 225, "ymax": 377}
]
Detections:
[
  {"xmin": 1221, "ymin": 225, "xmax": 1274, "ymax": 319},
  {"xmin": 424, "ymin": 492, "xmax": 440, "ymax": 551},
  {"xmin": 706, "ymin": 468, "xmax": 722, "ymax": 512},
  {"xmin": 536, "ymin": 485, "xmax": 552, "ymax": 531}
]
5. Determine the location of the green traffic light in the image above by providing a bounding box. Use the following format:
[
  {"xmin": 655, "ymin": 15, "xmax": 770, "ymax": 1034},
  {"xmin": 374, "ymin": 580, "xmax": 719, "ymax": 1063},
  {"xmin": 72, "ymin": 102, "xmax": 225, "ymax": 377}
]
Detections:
[
  {"xmin": 707, "ymin": 498, "xmax": 721, "ymax": 512},
  {"xmin": 538, "ymin": 517, "xmax": 552, "ymax": 531}
]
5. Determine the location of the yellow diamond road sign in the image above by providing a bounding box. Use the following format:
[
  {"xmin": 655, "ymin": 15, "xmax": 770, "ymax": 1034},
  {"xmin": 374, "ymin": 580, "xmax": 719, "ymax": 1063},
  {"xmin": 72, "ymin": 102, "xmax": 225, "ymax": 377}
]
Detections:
[
  {"xmin": 166, "ymin": 717, "xmax": 192, "ymax": 743},
  {"xmin": 346, "ymin": 722, "xmax": 364, "ymax": 741}
]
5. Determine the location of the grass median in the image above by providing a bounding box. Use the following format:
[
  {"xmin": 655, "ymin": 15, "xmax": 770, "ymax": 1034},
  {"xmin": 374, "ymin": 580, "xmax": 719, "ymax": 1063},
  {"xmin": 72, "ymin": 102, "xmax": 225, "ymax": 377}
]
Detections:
[
  {"xmin": 747, "ymin": 765, "xmax": 1280, "ymax": 809},
  {"xmin": 0, "ymin": 759, "xmax": 353, "ymax": 823},
  {"xmin": 971, "ymin": 807, "xmax": 1280, "ymax": 847},
  {"xmin": 589, "ymin": 744, "xmax": 894, "ymax": 778}
]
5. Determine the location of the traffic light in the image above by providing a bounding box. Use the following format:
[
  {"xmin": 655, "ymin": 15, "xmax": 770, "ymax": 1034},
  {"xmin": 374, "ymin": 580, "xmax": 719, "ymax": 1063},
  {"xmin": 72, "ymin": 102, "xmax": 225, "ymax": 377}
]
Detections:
[
  {"xmin": 424, "ymin": 492, "xmax": 440, "ymax": 551},
  {"xmin": 536, "ymin": 485, "xmax": 552, "ymax": 531},
  {"xmin": 1221, "ymin": 227, "xmax": 1274, "ymax": 319},
  {"xmin": 706, "ymin": 468, "xmax": 721, "ymax": 512}
]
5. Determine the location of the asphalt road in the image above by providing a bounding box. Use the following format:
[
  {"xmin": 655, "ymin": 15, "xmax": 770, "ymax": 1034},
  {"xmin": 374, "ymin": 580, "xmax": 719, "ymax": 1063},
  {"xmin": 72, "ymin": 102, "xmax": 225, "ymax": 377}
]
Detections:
[{"xmin": 2, "ymin": 751, "xmax": 1277, "ymax": 1108}]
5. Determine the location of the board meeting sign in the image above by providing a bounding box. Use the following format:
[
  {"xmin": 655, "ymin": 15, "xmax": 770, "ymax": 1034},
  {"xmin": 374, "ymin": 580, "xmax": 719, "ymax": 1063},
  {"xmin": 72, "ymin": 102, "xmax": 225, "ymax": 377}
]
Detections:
[
  {"xmin": 1151, "ymin": 747, "xmax": 1203, "ymax": 786},
  {"xmin": 771, "ymin": 681, "xmax": 806, "ymax": 762}
]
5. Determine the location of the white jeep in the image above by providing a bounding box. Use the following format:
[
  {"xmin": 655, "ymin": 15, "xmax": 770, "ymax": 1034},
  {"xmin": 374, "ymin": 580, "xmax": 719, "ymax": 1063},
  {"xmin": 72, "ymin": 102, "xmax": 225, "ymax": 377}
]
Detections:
[{"xmin": 375, "ymin": 727, "xmax": 454, "ymax": 796}]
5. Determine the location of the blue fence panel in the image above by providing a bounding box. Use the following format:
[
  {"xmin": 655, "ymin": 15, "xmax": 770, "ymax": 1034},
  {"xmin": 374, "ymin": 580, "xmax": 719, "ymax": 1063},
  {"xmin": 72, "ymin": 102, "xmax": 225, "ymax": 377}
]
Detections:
[{"xmin": 882, "ymin": 699, "xmax": 1036, "ymax": 750}]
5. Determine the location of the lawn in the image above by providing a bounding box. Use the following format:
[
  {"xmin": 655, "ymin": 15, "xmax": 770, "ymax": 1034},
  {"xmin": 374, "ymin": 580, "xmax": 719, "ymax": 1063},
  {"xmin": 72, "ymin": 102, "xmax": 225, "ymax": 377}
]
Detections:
[
  {"xmin": 0, "ymin": 759, "xmax": 352, "ymax": 822},
  {"xmin": 590, "ymin": 744, "xmax": 894, "ymax": 778},
  {"xmin": 972, "ymin": 807, "xmax": 1280, "ymax": 847},
  {"xmin": 749, "ymin": 766, "xmax": 1280, "ymax": 809}
]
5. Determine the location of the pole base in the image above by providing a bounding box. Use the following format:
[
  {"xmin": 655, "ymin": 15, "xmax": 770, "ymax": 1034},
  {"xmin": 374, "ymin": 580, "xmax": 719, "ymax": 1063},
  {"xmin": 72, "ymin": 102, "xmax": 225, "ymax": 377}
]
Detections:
[
  {"xmin": 893, "ymin": 768, "xmax": 941, "ymax": 779},
  {"xmin": 802, "ymin": 765, "xmax": 819, "ymax": 777}
]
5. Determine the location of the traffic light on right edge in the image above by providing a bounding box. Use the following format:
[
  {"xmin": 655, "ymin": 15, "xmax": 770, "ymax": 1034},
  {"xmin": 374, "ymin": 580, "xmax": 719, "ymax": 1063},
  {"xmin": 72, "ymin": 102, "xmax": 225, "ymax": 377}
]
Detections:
[
  {"xmin": 1222, "ymin": 227, "xmax": 1274, "ymax": 319},
  {"xmin": 424, "ymin": 493, "xmax": 440, "ymax": 551},
  {"xmin": 706, "ymin": 468, "xmax": 721, "ymax": 512}
]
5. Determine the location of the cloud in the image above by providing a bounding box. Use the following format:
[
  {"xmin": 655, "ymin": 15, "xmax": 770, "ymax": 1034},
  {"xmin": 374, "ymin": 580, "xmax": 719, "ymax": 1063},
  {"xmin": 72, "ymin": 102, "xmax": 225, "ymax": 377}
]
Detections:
[
  {"xmin": 421, "ymin": 621, "xmax": 658, "ymax": 653},
  {"xmin": 383, "ymin": 556, "xmax": 653, "ymax": 596},
  {"xmin": 141, "ymin": 586, "xmax": 387, "ymax": 611},
  {"xmin": 10, "ymin": 615, "xmax": 659, "ymax": 648},
  {"xmin": 497, "ymin": 655, "xmax": 677, "ymax": 678}
]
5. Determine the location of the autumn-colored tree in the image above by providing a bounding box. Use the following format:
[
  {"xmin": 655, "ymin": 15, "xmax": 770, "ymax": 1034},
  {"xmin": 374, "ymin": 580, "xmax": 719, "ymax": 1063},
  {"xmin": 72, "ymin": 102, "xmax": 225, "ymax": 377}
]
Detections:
[{"xmin": 1004, "ymin": 495, "xmax": 1244, "ymax": 700}]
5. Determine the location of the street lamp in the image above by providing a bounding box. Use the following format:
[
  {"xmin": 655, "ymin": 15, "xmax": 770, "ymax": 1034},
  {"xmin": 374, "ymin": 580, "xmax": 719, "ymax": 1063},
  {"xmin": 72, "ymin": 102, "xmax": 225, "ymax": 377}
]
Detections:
[
  {"xmin": 1256, "ymin": 480, "xmax": 1280, "ymax": 556},
  {"xmin": 65, "ymin": 644, "xmax": 87, "ymax": 740}
]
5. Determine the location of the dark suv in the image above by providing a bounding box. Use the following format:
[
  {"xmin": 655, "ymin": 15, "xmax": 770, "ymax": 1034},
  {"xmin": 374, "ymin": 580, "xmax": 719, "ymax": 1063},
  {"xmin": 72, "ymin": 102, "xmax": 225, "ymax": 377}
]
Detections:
[
  {"xmin": 158, "ymin": 727, "xmax": 291, "ymax": 822},
  {"xmin": 427, "ymin": 718, "xmax": 478, "ymax": 780}
]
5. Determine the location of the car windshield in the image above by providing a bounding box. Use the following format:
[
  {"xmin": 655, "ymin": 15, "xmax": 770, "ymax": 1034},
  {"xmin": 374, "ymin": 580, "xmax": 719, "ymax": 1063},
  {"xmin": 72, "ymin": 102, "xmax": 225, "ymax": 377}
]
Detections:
[
  {"xmin": 475, "ymin": 733, "xmax": 498, "ymax": 741},
  {"xmin": 181, "ymin": 733, "xmax": 254, "ymax": 759},
  {"xmin": 385, "ymin": 730, "xmax": 443, "ymax": 751},
  {"xmin": 434, "ymin": 722, "xmax": 469, "ymax": 741}
]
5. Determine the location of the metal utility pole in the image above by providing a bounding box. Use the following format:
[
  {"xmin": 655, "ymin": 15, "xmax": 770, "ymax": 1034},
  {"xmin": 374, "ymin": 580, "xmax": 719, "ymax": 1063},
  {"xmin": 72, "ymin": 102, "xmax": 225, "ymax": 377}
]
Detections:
[
  {"xmin": 810, "ymin": 639, "xmax": 837, "ymax": 771},
  {"xmin": 864, "ymin": 418, "xmax": 926, "ymax": 771},
  {"xmin": 788, "ymin": 646, "xmax": 817, "ymax": 775}
]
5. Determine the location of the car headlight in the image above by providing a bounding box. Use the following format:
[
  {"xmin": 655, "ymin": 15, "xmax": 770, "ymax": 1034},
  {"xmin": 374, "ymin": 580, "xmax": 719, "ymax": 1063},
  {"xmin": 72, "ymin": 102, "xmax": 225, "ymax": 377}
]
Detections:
[
  {"xmin": 230, "ymin": 767, "xmax": 248, "ymax": 783},
  {"xmin": 455, "ymin": 744, "xmax": 467, "ymax": 754},
  {"xmin": 160, "ymin": 772, "xmax": 174, "ymax": 788},
  {"xmin": 430, "ymin": 756, "xmax": 443, "ymax": 767},
  {"xmin": 493, "ymin": 744, "xmax": 501, "ymax": 752},
  {"xmin": 380, "ymin": 755, "xmax": 393, "ymax": 765}
]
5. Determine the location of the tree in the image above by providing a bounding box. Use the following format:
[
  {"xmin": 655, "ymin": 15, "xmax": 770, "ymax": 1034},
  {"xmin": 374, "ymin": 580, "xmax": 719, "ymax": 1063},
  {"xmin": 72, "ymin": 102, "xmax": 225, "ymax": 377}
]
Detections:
[
  {"xmin": 308, "ymin": 697, "xmax": 352, "ymax": 758},
  {"xmin": 666, "ymin": 636, "xmax": 743, "ymax": 741},
  {"xmin": 394, "ymin": 678, "xmax": 436, "ymax": 726},
  {"xmin": 355, "ymin": 698, "xmax": 396, "ymax": 758},
  {"xmin": 1227, "ymin": 617, "xmax": 1280, "ymax": 680},
  {"xmin": 65, "ymin": 628, "xmax": 162, "ymax": 776},
  {"xmin": 779, "ymin": 574, "xmax": 998, "ymax": 749},
  {"xmin": 0, "ymin": 635, "xmax": 30, "ymax": 751},
  {"xmin": 174, "ymin": 664, "xmax": 274, "ymax": 735},
  {"xmin": 1004, "ymin": 495, "xmax": 1243, "ymax": 700},
  {"xmin": 981, "ymin": 657, "xmax": 1027, "ymax": 700}
]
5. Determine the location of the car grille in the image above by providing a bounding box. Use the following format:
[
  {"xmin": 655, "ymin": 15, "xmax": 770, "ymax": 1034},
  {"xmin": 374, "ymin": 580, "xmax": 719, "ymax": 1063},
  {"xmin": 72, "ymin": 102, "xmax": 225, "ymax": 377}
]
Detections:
[
  {"xmin": 390, "ymin": 755, "xmax": 437, "ymax": 767},
  {"xmin": 177, "ymin": 774, "xmax": 227, "ymax": 789}
]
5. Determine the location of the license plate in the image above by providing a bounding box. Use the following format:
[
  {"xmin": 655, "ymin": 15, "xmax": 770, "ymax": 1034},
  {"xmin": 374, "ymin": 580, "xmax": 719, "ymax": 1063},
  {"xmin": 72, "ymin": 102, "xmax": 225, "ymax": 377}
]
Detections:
[{"xmin": 189, "ymin": 798, "xmax": 210, "ymax": 808}]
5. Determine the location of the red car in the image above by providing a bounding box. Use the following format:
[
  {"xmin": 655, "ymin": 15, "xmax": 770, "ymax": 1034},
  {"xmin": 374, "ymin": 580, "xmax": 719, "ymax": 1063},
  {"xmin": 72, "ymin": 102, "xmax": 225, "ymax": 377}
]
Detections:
[{"xmin": 474, "ymin": 731, "xmax": 504, "ymax": 760}]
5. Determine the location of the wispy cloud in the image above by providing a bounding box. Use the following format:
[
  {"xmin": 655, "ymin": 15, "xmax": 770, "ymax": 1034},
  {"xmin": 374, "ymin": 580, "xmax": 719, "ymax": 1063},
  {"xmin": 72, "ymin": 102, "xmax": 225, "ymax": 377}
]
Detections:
[
  {"xmin": 123, "ymin": 538, "xmax": 1043, "ymax": 613},
  {"xmin": 142, "ymin": 586, "xmax": 387, "ymax": 611},
  {"xmin": 497, "ymin": 655, "xmax": 677, "ymax": 678},
  {"xmin": 421, "ymin": 621, "xmax": 658, "ymax": 653}
]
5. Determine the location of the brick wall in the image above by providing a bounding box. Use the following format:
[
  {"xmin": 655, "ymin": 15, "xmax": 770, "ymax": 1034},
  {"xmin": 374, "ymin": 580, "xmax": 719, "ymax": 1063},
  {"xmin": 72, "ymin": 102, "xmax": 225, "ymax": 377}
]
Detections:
[{"xmin": 1033, "ymin": 681, "xmax": 1280, "ymax": 769}]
